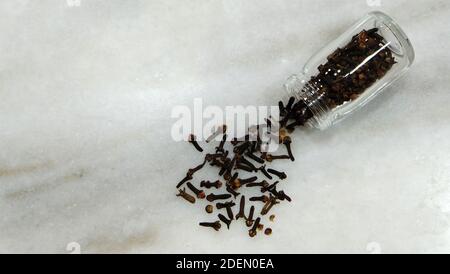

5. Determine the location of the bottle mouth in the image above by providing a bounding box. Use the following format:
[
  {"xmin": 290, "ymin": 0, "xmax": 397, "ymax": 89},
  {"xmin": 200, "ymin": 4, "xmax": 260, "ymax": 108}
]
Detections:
[{"xmin": 370, "ymin": 11, "xmax": 415, "ymax": 64}]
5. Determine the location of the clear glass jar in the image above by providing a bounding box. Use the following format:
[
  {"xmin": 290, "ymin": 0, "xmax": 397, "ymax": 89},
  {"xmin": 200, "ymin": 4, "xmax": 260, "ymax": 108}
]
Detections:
[{"xmin": 284, "ymin": 11, "xmax": 415, "ymax": 130}]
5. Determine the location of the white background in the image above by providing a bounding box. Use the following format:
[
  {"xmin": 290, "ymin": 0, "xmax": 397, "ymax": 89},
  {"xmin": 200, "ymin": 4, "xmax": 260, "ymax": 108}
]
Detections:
[{"xmin": 0, "ymin": 0, "xmax": 449, "ymax": 253}]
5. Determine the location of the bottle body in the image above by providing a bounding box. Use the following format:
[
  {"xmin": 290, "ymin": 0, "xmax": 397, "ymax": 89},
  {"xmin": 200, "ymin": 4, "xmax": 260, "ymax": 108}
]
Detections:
[{"xmin": 285, "ymin": 11, "xmax": 415, "ymax": 130}]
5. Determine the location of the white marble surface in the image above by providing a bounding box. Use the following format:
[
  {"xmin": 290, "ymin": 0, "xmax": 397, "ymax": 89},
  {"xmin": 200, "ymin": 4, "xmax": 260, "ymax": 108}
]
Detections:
[{"xmin": 1, "ymin": 0, "xmax": 449, "ymax": 253}]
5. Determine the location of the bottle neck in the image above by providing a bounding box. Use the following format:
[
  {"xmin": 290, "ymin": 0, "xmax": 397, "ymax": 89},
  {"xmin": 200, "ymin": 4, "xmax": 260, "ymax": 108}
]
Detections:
[{"xmin": 284, "ymin": 75, "xmax": 331, "ymax": 130}]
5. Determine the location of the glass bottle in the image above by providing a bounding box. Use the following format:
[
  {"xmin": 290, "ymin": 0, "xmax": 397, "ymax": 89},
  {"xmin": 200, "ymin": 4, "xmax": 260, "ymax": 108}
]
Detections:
[{"xmin": 284, "ymin": 11, "xmax": 415, "ymax": 130}]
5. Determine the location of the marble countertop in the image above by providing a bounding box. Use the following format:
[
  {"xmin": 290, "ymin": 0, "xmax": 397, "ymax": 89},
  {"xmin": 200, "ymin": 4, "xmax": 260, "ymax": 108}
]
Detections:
[{"xmin": 1, "ymin": 0, "xmax": 449, "ymax": 253}]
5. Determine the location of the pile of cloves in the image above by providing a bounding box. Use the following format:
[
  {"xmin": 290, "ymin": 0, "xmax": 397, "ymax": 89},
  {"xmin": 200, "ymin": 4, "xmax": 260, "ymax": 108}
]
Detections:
[
  {"xmin": 176, "ymin": 122, "xmax": 296, "ymax": 237},
  {"xmin": 175, "ymin": 28, "xmax": 395, "ymax": 237}
]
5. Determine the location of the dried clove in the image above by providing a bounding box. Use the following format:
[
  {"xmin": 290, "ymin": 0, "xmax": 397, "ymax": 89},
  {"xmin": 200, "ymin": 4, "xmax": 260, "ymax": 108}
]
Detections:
[
  {"xmin": 225, "ymin": 206, "xmax": 234, "ymax": 221},
  {"xmin": 205, "ymin": 205, "xmax": 214, "ymax": 214},
  {"xmin": 199, "ymin": 221, "xmax": 221, "ymax": 231},
  {"xmin": 176, "ymin": 174, "xmax": 193, "ymax": 189},
  {"xmin": 258, "ymin": 165, "xmax": 273, "ymax": 180},
  {"xmin": 176, "ymin": 188, "xmax": 196, "ymax": 204},
  {"xmin": 216, "ymin": 201, "xmax": 235, "ymax": 210},
  {"xmin": 249, "ymin": 217, "xmax": 261, "ymax": 237},
  {"xmin": 206, "ymin": 193, "xmax": 232, "ymax": 202},
  {"xmin": 239, "ymin": 176, "xmax": 258, "ymax": 184},
  {"xmin": 249, "ymin": 195, "xmax": 269, "ymax": 203},
  {"xmin": 282, "ymin": 136, "xmax": 295, "ymax": 161},
  {"xmin": 235, "ymin": 196, "xmax": 246, "ymax": 220},
  {"xmin": 200, "ymin": 180, "xmax": 222, "ymax": 189},
  {"xmin": 226, "ymin": 185, "xmax": 240, "ymax": 198},
  {"xmin": 218, "ymin": 213, "xmax": 232, "ymax": 229},
  {"xmin": 267, "ymin": 168, "xmax": 287, "ymax": 180},
  {"xmin": 186, "ymin": 182, "xmax": 205, "ymax": 199},
  {"xmin": 187, "ymin": 159, "xmax": 207, "ymax": 177},
  {"xmin": 246, "ymin": 205, "xmax": 255, "ymax": 227},
  {"xmin": 188, "ymin": 134, "xmax": 203, "ymax": 152},
  {"xmin": 246, "ymin": 181, "xmax": 270, "ymax": 188},
  {"xmin": 264, "ymin": 154, "xmax": 291, "ymax": 162},
  {"xmin": 261, "ymin": 196, "xmax": 280, "ymax": 215},
  {"xmin": 216, "ymin": 134, "xmax": 227, "ymax": 153},
  {"xmin": 246, "ymin": 151, "xmax": 265, "ymax": 164}
]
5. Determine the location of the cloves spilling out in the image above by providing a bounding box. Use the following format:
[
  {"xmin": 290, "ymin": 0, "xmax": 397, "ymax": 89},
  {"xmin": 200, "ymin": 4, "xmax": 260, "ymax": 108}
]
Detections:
[{"xmin": 176, "ymin": 27, "xmax": 396, "ymax": 238}]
